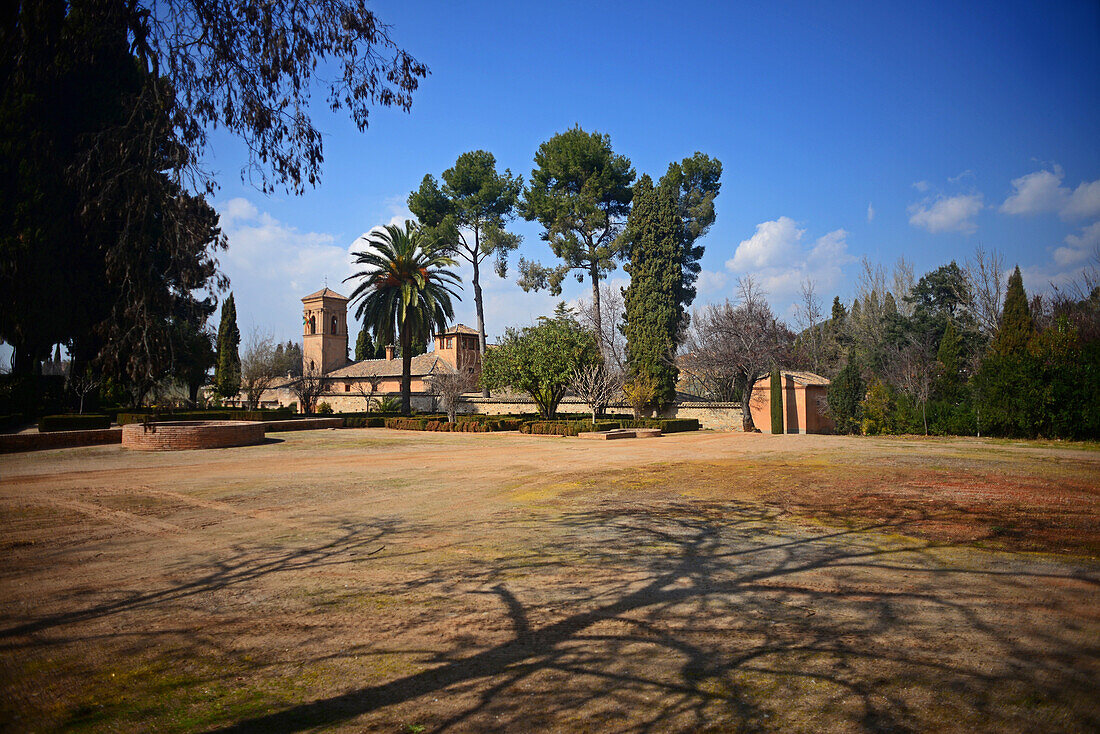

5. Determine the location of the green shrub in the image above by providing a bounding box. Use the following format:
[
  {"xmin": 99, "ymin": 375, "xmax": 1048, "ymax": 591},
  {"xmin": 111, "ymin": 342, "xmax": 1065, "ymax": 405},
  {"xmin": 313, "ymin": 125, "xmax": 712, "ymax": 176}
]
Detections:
[
  {"xmin": 38, "ymin": 414, "xmax": 111, "ymax": 432},
  {"xmin": 342, "ymin": 416, "xmax": 386, "ymax": 428},
  {"xmin": 316, "ymin": 402, "xmax": 334, "ymax": 415}
]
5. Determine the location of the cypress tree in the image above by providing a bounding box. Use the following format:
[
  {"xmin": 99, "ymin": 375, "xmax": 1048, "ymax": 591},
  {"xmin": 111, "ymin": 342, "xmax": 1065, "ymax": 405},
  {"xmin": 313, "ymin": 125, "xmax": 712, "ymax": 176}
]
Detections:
[
  {"xmin": 354, "ymin": 329, "xmax": 374, "ymax": 361},
  {"xmin": 622, "ymin": 175, "xmax": 685, "ymax": 408},
  {"xmin": 828, "ymin": 351, "xmax": 864, "ymax": 434},
  {"xmin": 993, "ymin": 265, "xmax": 1034, "ymax": 356},
  {"xmin": 214, "ymin": 293, "xmax": 241, "ymax": 398},
  {"xmin": 937, "ymin": 320, "xmax": 961, "ymax": 385},
  {"xmin": 769, "ymin": 367, "xmax": 784, "ymax": 434}
]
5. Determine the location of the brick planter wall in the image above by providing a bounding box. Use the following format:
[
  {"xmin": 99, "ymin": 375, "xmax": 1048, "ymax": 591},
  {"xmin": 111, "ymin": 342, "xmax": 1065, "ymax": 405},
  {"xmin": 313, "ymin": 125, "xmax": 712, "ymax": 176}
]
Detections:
[
  {"xmin": 0, "ymin": 428, "xmax": 122, "ymax": 454},
  {"xmin": 122, "ymin": 421, "xmax": 265, "ymax": 451}
]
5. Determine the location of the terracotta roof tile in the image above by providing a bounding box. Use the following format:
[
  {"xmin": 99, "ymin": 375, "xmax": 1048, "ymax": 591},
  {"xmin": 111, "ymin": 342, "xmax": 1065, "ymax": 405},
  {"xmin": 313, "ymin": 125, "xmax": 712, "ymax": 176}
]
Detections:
[
  {"xmin": 302, "ymin": 287, "xmax": 349, "ymax": 301},
  {"xmin": 325, "ymin": 353, "xmax": 452, "ymax": 378}
]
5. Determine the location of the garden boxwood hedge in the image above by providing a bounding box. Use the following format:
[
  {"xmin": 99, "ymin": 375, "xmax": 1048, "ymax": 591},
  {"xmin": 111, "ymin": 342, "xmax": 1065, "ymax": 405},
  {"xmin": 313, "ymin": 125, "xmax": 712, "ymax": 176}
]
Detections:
[{"xmin": 38, "ymin": 414, "xmax": 112, "ymax": 432}]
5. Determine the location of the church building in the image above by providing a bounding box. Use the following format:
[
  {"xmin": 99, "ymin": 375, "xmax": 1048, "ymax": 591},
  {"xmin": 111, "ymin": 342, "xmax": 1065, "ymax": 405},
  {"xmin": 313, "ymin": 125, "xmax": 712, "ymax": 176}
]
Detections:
[{"xmin": 251, "ymin": 286, "xmax": 481, "ymax": 412}]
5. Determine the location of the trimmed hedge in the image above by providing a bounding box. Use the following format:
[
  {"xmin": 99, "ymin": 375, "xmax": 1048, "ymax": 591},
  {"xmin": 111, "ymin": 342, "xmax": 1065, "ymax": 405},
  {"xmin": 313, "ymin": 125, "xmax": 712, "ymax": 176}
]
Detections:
[
  {"xmin": 520, "ymin": 418, "xmax": 700, "ymax": 436},
  {"xmin": 116, "ymin": 409, "xmax": 295, "ymax": 425},
  {"xmin": 38, "ymin": 414, "xmax": 112, "ymax": 432},
  {"xmin": 383, "ymin": 416, "xmax": 522, "ymax": 432},
  {"xmin": 343, "ymin": 416, "xmax": 386, "ymax": 428}
]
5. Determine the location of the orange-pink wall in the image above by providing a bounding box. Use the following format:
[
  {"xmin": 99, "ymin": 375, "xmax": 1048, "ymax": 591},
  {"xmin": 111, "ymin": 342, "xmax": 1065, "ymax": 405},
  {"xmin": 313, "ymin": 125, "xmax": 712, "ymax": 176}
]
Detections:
[{"xmin": 749, "ymin": 377, "xmax": 834, "ymax": 434}]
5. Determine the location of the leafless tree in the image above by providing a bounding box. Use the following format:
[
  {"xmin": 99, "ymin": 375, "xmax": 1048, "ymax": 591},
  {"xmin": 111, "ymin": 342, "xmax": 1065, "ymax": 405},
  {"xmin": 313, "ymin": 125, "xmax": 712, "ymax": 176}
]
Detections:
[
  {"xmin": 795, "ymin": 279, "xmax": 824, "ymax": 373},
  {"xmin": 569, "ymin": 364, "xmax": 624, "ymax": 423},
  {"xmin": 891, "ymin": 256, "xmax": 916, "ymax": 318},
  {"xmin": 576, "ymin": 282, "xmax": 627, "ymax": 373},
  {"xmin": 426, "ymin": 356, "xmax": 479, "ymax": 423},
  {"xmin": 883, "ymin": 333, "xmax": 937, "ymax": 435},
  {"xmin": 679, "ymin": 277, "xmax": 792, "ymax": 431},
  {"xmin": 962, "ymin": 245, "xmax": 1006, "ymax": 338},
  {"xmin": 292, "ymin": 369, "xmax": 328, "ymax": 414},
  {"xmin": 353, "ymin": 372, "xmax": 385, "ymax": 411},
  {"xmin": 68, "ymin": 367, "xmax": 100, "ymax": 415},
  {"xmin": 240, "ymin": 330, "xmax": 286, "ymax": 409}
]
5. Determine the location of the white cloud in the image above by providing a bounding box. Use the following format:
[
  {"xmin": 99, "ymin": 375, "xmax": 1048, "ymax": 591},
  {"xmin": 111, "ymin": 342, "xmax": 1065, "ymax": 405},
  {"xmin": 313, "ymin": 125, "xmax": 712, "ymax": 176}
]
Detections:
[
  {"xmin": 1063, "ymin": 180, "xmax": 1100, "ymax": 220},
  {"xmin": 217, "ymin": 199, "xmax": 363, "ymax": 343},
  {"xmin": 866, "ymin": 202, "xmax": 875, "ymax": 222},
  {"xmin": 912, "ymin": 180, "xmax": 930, "ymax": 192},
  {"xmin": 908, "ymin": 193, "xmax": 983, "ymax": 234},
  {"xmin": 725, "ymin": 216, "xmax": 804, "ymax": 271},
  {"xmin": 696, "ymin": 269, "xmax": 728, "ymax": 296},
  {"xmin": 1000, "ymin": 166, "xmax": 1100, "ymax": 221},
  {"xmin": 1053, "ymin": 221, "xmax": 1100, "ymax": 267},
  {"xmin": 723, "ymin": 221, "xmax": 855, "ymax": 304},
  {"xmin": 948, "ymin": 169, "xmax": 975, "ymax": 183}
]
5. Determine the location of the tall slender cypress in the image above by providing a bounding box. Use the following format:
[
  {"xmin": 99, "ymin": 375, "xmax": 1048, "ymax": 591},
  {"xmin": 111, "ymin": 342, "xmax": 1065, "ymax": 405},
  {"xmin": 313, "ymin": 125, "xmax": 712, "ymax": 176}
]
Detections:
[
  {"xmin": 214, "ymin": 293, "xmax": 241, "ymax": 398},
  {"xmin": 622, "ymin": 175, "xmax": 685, "ymax": 408},
  {"xmin": 769, "ymin": 367, "xmax": 784, "ymax": 434}
]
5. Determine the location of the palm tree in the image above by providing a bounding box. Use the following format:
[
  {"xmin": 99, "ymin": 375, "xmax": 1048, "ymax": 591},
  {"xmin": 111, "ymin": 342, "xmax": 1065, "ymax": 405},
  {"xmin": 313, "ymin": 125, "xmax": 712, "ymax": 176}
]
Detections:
[{"xmin": 344, "ymin": 220, "xmax": 461, "ymax": 415}]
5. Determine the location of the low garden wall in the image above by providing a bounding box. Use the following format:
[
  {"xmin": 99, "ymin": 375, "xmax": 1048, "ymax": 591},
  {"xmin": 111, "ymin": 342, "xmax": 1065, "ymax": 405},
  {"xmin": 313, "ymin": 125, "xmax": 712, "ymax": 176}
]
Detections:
[
  {"xmin": 0, "ymin": 428, "xmax": 122, "ymax": 454},
  {"xmin": 122, "ymin": 421, "xmax": 265, "ymax": 451},
  {"xmin": 456, "ymin": 397, "xmax": 743, "ymax": 431}
]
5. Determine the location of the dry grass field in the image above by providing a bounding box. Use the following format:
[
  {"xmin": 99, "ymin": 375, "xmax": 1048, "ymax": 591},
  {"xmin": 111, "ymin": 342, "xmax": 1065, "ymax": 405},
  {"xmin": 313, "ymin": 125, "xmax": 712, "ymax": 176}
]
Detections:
[{"xmin": 1, "ymin": 428, "xmax": 1098, "ymax": 733}]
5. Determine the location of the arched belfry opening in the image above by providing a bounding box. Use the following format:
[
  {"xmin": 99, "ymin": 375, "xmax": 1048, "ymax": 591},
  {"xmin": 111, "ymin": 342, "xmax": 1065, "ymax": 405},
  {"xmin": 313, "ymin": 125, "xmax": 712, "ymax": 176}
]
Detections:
[{"xmin": 301, "ymin": 286, "xmax": 350, "ymax": 376}]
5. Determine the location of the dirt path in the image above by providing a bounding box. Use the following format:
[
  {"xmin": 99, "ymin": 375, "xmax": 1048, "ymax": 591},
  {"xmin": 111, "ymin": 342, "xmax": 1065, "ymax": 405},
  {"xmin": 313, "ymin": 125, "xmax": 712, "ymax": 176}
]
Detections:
[{"xmin": 1, "ymin": 430, "xmax": 1098, "ymax": 732}]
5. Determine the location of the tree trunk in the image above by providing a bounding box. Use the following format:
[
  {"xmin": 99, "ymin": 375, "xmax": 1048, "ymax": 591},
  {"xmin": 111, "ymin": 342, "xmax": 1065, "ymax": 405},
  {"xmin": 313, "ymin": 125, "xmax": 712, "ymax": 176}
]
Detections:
[
  {"xmin": 741, "ymin": 375, "xmax": 756, "ymax": 432},
  {"xmin": 590, "ymin": 264, "xmax": 602, "ymax": 357},
  {"xmin": 400, "ymin": 327, "xmax": 413, "ymax": 416},
  {"xmin": 472, "ymin": 256, "xmax": 490, "ymax": 397}
]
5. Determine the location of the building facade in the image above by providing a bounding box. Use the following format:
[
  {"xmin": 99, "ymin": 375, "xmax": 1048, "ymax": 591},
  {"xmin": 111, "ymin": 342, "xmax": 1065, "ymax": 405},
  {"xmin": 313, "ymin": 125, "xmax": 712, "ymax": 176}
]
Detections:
[{"xmin": 243, "ymin": 287, "xmax": 482, "ymax": 412}]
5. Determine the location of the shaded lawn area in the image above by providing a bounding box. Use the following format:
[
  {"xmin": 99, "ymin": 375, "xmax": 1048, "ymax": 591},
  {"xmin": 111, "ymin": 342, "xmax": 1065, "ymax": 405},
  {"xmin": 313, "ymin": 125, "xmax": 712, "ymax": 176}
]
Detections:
[{"xmin": 0, "ymin": 430, "xmax": 1097, "ymax": 732}]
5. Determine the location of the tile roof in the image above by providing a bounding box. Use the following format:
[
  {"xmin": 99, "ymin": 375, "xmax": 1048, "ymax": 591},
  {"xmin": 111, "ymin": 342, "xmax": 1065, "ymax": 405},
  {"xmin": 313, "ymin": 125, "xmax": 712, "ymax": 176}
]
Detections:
[
  {"xmin": 437, "ymin": 323, "xmax": 479, "ymax": 335},
  {"xmin": 302, "ymin": 287, "xmax": 349, "ymax": 301},
  {"xmin": 325, "ymin": 353, "xmax": 453, "ymax": 378}
]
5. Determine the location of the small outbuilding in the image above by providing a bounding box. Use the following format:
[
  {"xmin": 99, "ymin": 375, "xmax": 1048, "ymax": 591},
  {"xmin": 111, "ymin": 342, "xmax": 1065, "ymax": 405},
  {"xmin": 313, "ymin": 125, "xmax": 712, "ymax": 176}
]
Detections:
[{"xmin": 749, "ymin": 370, "xmax": 834, "ymax": 434}]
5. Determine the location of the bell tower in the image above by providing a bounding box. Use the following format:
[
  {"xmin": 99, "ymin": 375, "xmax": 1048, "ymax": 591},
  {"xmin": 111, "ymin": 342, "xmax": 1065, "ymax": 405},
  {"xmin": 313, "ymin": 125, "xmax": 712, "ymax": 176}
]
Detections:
[{"xmin": 301, "ymin": 287, "xmax": 349, "ymax": 374}]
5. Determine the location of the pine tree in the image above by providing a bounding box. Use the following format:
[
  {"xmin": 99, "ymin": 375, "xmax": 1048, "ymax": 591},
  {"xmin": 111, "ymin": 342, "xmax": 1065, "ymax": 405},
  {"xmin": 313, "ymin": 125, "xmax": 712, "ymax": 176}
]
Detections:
[
  {"xmin": 622, "ymin": 175, "xmax": 685, "ymax": 408},
  {"xmin": 769, "ymin": 367, "xmax": 784, "ymax": 434},
  {"xmin": 993, "ymin": 265, "xmax": 1034, "ymax": 356},
  {"xmin": 214, "ymin": 293, "xmax": 241, "ymax": 398},
  {"xmin": 354, "ymin": 329, "xmax": 374, "ymax": 361}
]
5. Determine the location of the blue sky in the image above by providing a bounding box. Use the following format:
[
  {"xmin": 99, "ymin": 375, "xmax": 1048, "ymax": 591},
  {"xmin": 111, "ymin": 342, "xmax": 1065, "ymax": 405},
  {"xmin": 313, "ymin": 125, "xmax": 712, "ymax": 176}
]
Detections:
[{"xmin": 49, "ymin": 0, "xmax": 1100, "ymax": 357}]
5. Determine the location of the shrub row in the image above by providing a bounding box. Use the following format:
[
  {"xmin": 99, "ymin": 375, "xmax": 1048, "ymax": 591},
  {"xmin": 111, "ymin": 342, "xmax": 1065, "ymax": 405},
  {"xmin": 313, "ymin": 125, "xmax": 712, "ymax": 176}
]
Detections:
[
  {"xmin": 382, "ymin": 417, "xmax": 522, "ymax": 432},
  {"xmin": 38, "ymin": 414, "xmax": 112, "ymax": 432},
  {"xmin": 116, "ymin": 409, "xmax": 294, "ymax": 425},
  {"xmin": 342, "ymin": 416, "xmax": 386, "ymax": 428},
  {"xmin": 519, "ymin": 418, "xmax": 700, "ymax": 436}
]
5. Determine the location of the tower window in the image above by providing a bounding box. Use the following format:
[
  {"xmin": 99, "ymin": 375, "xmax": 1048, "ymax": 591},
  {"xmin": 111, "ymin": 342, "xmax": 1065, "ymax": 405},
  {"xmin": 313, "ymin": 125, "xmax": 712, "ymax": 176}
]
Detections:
[
  {"xmin": 331, "ymin": 315, "xmax": 338, "ymax": 334},
  {"xmin": 309, "ymin": 315, "xmax": 316, "ymax": 335}
]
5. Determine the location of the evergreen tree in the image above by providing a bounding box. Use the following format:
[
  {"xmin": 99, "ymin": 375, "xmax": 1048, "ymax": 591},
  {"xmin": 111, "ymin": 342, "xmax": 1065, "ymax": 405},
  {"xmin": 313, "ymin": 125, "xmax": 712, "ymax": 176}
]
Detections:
[
  {"xmin": 937, "ymin": 320, "xmax": 962, "ymax": 388},
  {"xmin": 622, "ymin": 175, "xmax": 685, "ymax": 408},
  {"xmin": 769, "ymin": 367, "xmax": 784, "ymax": 434},
  {"xmin": 354, "ymin": 329, "xmax": 374, "ymax": 361},
  {"xmin": 214, "ymin": 294, "xmax": 241, "ymax": 398},
  {"xmin": 831, "ymin": 296, "xmax": 848, "ymax": 327},
  {"xmin": 993, "ymin": 265, "xmax": 1034, "ymax": 357},
  {"xmin": 828, "ymin": 352, "xmax": 864, "ymax": 434}
]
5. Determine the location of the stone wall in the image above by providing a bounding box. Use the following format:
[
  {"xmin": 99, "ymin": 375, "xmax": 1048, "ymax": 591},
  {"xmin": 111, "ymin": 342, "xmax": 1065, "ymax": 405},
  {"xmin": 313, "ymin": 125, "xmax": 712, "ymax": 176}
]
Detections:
[{"xmin": 455, "ymin": 397, "xmax": 744, "ymax": 431}]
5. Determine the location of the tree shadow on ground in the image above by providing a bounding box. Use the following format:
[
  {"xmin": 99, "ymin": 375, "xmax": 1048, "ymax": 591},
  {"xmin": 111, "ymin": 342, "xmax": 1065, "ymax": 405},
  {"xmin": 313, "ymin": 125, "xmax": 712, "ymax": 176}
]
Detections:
[
  {"xmin": 0, "ymin": 519, "xmax": 396, "ymax": 640},
  {"xmin": 203, "ymin": 500, "xmax": 1100, "ymax": 733}
]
